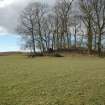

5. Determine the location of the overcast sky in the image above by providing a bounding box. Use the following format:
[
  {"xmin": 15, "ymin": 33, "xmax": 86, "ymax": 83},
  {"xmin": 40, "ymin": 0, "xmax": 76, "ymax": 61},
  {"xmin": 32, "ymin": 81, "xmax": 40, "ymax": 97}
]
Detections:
[
  {"xmin": 0, "ymin": 0, "xmax": 78, "ymax": 34},
  {"xmin": 0, "ymin": 0, "xmax": 56, "ymax": 34},
  {"xmin": 0, "ymin": 0, "xmax": 56, "ymax": 52},
  {"xmin": 0, "ymin": 0, "xmax": 77, "ymax": 52}
]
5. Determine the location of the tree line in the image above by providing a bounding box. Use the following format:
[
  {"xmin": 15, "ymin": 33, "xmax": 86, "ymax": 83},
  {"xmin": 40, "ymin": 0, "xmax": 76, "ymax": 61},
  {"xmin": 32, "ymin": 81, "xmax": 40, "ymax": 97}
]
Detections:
[{"xmin": 17, "ymin": 0, "xmax": 105, "ymax": 56}]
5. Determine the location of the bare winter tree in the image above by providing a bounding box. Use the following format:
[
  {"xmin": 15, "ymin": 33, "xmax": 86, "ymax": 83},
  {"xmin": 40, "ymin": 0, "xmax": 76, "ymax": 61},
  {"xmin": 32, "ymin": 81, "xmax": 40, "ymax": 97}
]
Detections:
[
  {"xmin": 54, "ymin": 0, "xmax": 74, "ymax": 49},
  {"xmin": 91, "ymin": 0, "xmax": 105, "ymax": 56},
  {"xmin": 17, "ymin": 2, "xmax": 48, "ymax": 54},
  {"xmin": 17, "ymin": 3, "xmax": 37, "ymax": 55},
  {"xmin": 53, "ymin": 4, "xmax": 61, "ymax": 50},
  {"xmin": 34, "ymin": 2, "xmax": 48, "ymax": 53},
  {"xmin": 71, "ymin": 14, "xmax": 81, "ymax": 48},
  {"xmin": 41, "ymin": 12, "xmax": 55, "ymax": 52},
  {"xmin": 17, "ymin": 0, "xmax": 105, "ymax": 56},
  {"xmin": 79, "ymin": 0, "xmax": 93, "ymax": 54}
]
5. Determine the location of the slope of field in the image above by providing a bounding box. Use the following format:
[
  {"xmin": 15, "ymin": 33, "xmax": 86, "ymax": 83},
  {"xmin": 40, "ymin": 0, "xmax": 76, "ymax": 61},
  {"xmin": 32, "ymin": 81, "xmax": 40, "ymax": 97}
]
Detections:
[{"xmin": 0, "ymin": 55, "xmax": 105, "ymax": 105}]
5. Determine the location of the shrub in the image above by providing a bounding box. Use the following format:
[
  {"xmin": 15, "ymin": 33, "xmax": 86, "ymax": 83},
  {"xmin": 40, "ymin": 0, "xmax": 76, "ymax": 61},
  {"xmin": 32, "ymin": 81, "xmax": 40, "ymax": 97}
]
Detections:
[{"xmin": 53, "ymin": 53, "xmax": 64, "ymax": 57}]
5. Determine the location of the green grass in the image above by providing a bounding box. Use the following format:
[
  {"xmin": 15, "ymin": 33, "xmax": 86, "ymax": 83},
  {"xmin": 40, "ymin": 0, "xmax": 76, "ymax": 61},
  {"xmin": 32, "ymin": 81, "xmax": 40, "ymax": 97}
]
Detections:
[{"xmin": 0, "ymin": 55, "xmax": 105, "ymax": 105}]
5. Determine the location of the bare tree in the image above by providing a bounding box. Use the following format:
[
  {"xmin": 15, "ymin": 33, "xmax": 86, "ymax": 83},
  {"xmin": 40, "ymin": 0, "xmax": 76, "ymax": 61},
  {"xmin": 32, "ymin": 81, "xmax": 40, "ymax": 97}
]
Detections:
[
  {"xmin": 17, "ymin": 2, "xmax": 49, "ymax": 54},
  {"xmin": 17, "ymin": 3, "xmax": 37, "ymax": 55},
  {"xmin": 17, "ymin": 0, "xmax": 105, "ymax": 56},
  {"xmin": 79, "ymin": 0, "xmax": 93, "ymax": 54},
  {"xmin": 71, "ymin": 14, "xmax": 81, "ymax": 48},
  {"xmin": 34, "ymin": 2, "xmax": 48, "ymax": 53},
  {"xmin": 54, "ymin": 0, "xmax": 74, "ymax": 49},
  {"xmin": 92, "ymin": 0, "xmax": 105, "ymax": 56}
]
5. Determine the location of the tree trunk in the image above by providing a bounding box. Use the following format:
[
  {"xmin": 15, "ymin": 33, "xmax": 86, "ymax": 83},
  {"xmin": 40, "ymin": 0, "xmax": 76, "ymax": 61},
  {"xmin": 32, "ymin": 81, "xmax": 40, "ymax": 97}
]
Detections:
[
  {"xmin": 94, "ymin": 34, "xmax": 97, "ymax": 50},
  {"xmin": 88, "ymin": 30, "xmax": 93, "ymax": 54},
  {"xmin": 69, "ymin": 33, "xmax": 72, "ymax": 47},
  {"xmin": 56, "ymin": 33, "xmax": 59, "ymax": 50},
  {"xmin": 31, "ymin": 33, "xmax": 36, "ymax": 56},
  {"xmin": 63, "ymin": 34, "xmax": 66, "ymax": 49},
  {"xmin": 87, "ymin": 19, "xmax": 93, "ymax": 54},
  {"xmin": 67, "ymin": 32, "xmax": 70, "ymax": 49},
  {"xmin": 98, "ymin": 34, "xmax": 102, "ymax": 56},
  {"xmin": 74, "ymin": 27, "xmax": 77, "ymax": 48},
  {"xmin": 60, "ymin": 34, "xmax": 63, "ymax": 49}
]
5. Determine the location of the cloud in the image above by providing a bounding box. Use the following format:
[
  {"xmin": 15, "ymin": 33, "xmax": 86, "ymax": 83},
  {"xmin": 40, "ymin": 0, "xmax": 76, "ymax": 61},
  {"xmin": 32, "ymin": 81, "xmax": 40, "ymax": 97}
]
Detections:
[
  {"xmin": 0, "ymin": 0, "xmax": 69, "ymax": 34},
  {"xmin": 0, "ymin": 0, "xmax": 32, "ymax": 8},
  {"xmin": 0, "ymin": 0, "xmax": 56, "ymax": 34},
  {"xmin": 0, "ymin": 26, "xmax": 7, "ymax": 34},
  {"xmin": 0, "ymin": 0, "xmax": 14, "ymax": 8},
  {"xmin": 0, "ymin": 0, "xmax": 35, "ymax": 34}
]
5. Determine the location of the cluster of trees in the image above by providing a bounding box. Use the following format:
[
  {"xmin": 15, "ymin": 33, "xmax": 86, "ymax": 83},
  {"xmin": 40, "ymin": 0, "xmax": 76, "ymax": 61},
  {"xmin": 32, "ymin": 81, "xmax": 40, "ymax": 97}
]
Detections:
[{"xmin": 17, "ymin": 0, "xmax": 105, "ymax": 56}]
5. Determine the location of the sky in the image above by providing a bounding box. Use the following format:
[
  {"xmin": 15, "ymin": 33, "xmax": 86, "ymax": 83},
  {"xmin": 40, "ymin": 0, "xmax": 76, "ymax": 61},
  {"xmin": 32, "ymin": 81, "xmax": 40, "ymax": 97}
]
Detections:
[
  {"xmin": 0, "ymin": 0, "xmax": 56, "ymax": 52},
  {"xmin": 0, "ymin": 34, "xmax": 21, "ymax": 52},
  {"xmin": 0, "ymin": 0, "xmax": 77, "ymax": 52}
]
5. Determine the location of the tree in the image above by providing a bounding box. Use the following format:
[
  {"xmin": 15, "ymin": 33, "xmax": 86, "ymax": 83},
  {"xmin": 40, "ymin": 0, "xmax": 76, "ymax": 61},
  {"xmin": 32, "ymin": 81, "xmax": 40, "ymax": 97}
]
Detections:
[
  {"xmin": 17, "ymin": 2, "xmax": 48, "ymax": 54},
  {"xmin": 17, "ymin": 0, "xmax": 105, "ymax": 56},
  {"xmin": 71, "ymin": 14, "xmax": 81, "ymax": 48},
  {"xmin": 79, "ymin": 0, "xmax": 93, "ymax": 54},
  {"xmin": 54, "ymin": 0, "xmax": 74, "ymax": 49},
  {"xmin": 92, "ymin": 0, "xmax": 105, "ymax": 56},
  {"xmin": 33, "ymin": 2, "xmax": 48, "ymax": 53},
  {"xmin": 17, "ymin": 3, "xmax": 37, "ymax": 55}
]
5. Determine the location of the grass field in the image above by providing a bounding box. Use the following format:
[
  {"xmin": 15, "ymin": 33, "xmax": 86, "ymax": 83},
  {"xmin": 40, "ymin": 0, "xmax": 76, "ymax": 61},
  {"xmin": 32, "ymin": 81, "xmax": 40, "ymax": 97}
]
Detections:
[{"xmin": 0, "ymin": 55, "xmax": 105, "ymax": 105}]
